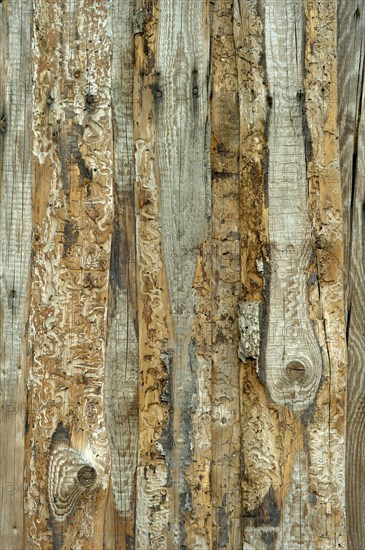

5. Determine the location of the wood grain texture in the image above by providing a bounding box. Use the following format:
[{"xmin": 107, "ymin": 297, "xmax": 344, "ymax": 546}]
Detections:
[
  {"xmin": 264, "ymin": 0, "xmax": 322, "ymax": 411},
  {"xmin": 24, "ymin": 0, "xmax": 113, "ymax": 547},
  {"xmin": 235, "ymin": 0, "xmax": 347, "ymax": 547},
  {"xmin": 338, "ymin": 1, "xmax": 365, "ymax": 548},
  {"xmin": 104, "ymin": 1, "xmax": 138, "ymax": 548},
  {"xmin": 133, "ymin": 2, "xmax": 175, "ymax": 547},
  {"xmin": 0, "ymin": 0, "xmax": 356, "ymax": 547},
  {"xmin": 210, "ymin": 1, "xmax": 242, "ymax": 548},
  {"xmin": 156, "ymin": 1, "xmax": 211, "ymax": 547},
  {"xmin": 0, "ymin": 1, "xmax": 33, "ymax": 548}
]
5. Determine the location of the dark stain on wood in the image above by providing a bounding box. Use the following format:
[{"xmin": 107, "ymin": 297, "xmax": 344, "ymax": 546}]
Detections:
[
  {"xmin": 243, "ymin": 485, "xmax": 281, "ymax": 528},
  {"xmin": 109, "ymin": 208, "xmax": 123, "ymax": 295},
  {"xmin": 218, "ymin": 494, "xmax": 228, "ymax": 547},
  {"xmin": 261, "ymin": 529, "xmax": 277, "ymax": 550},
  {"xmin": 158, "ymin": 347, "xmax": 174, "ymax": 487},
  {"xmin": 63, "ymin": 220, "xmax": 79, "ymax": 256}
]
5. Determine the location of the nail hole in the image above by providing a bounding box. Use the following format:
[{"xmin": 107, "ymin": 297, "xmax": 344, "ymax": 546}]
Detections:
[{"xmin": 77, "ymin": 465, "xmax": 97, "ymax": 487}]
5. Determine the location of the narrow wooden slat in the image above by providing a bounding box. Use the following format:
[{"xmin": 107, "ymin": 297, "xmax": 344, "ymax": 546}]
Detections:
[
  {"xmin": 0, "ymin": 1, "xmax": 33, "ymax": 548},
  {"xmin": 24, "ymin": 1, "xmax": 113, "ymax": 546},
  {"xmin": 338, "ymin": 1, "xmax": 365, "ymax": 548},
  {"xmin": 0, "ymin": 1, "xmax": 356, "ymax": 546},
  {"xmin": 210, "ymin": 1, "xmax": 242, "ymax": 548},
  {"xmin": 104, "ymin": 1, "xmax": 139, "ymax": 548},
  {"xmin": 133, "ymin": 2, "xmax": 175, "ymax": 547}
]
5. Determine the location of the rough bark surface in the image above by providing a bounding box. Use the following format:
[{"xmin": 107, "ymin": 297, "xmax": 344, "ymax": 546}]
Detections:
[{"xmin": 0, "ymin": 0, "xmax": 353, "ymax": 548}]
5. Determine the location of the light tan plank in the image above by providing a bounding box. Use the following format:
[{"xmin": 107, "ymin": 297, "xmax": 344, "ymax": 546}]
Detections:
[
  {"xmin": 210, "ymin": 1, "xmax": 243, "ymax": 548},
  {"xmin": 0, "ymin": 1, "xmax": 33, "ymax": 548},
  {"xmin": 133, "ymin": 2, "xmax": 175, "ymax": 547},
  {"xmin": 24, "ymin": 0, "xmax": 113, "ymax": 546},
  {"xmin": 156, "ymin": 0, "xmax": 211, "ymax": 547}
]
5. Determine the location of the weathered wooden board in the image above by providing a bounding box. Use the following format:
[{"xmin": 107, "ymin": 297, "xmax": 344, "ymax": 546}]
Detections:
[
  {"xmin": 236, "ymin": 0, "xmax": 347, "ymax": 547},
  {"xmin": 210, "ymin": 1, "xmax": 242, "ymax": 548},
  {"xmin": 24, "ymin": 0, "xmax": 114, "ymax": 547},
  {"xmin": 0, "ymin": 1, "xmax": 33, "ymax": 549},
  {"xmin": 104, "ymin": 1, "xmax": 139, "ymax": 548},
  {"xmin": 338, "ymin": 1, "xmax": 365, "ymax": 548}
]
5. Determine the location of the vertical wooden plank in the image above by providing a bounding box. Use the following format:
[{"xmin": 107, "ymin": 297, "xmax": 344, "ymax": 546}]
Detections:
[
  {"xmin": 24, "ymin": 0, "xmax": 113, "ymax": 547},
  {"xmin": 235, "ymin": 0, "xmax": 347, "ymax": 547},
  {"xmin": 338, "ymin": 1, "xmax": 365, "ymax": 548},
  {"xmin": 210, "ymin": 1, "xmax": 242, "ymax": 548},
  {"xmin": 104, "ymin": 1, "xmax": 138, "ymax": 548},
  {"xmin": 182, "ymin": 4, "xmax": 213, "ymax": 549},
  {"xmin": 133, "ymin": 2, "xmax": 175, "ymax": 547},
  {"xmin": 0, "ymin": 1, "xmax": 32, "ymax": 548},
  {"xmin": 304, "ymin": 2, "xmax": 347, "ymax": 544},
  {"xmin": 134, "ymin": 1, "xmax": 211, "ymax": 547},
  {"xmin": 156, "ymin": 1, "xmax": 211, "ymax": 547}
]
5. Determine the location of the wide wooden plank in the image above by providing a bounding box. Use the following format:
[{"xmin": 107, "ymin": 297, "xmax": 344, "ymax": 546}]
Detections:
[
  {"xmin": 0, "ymin": 1, "xmax": 33, "ymax": 548},
  {"xmin": 133, "ymin": 1, "xmax": 212, "ymax": 547},
  {"xmin": 338, "ymin": 1, "xmax": 365, "ymax": 548},
  {"xmin": 24, "ymin": 1, "xmax": 114, "ymax": 546},
  {"xmin": 235, "ymin": 0, "xmax": 347, "ymax": 547}
]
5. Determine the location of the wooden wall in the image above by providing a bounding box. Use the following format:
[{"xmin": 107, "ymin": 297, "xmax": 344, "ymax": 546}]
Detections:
[{"xmin": 0, "ymin": 0, "xmax": 361, "ymax": 548}]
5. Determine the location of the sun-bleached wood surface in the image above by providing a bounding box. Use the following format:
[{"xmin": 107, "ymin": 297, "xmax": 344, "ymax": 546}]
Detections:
[
  {"xmin": 0, "ymin": 0, "xmax": 357, "ymax": 548},
  {"xmin": 0, "ymin": 1, "xmax": 32, "ymax": 549},
  {"xmin": 338, "ymin": 1, "xmax": 365, "ymax": 549}
]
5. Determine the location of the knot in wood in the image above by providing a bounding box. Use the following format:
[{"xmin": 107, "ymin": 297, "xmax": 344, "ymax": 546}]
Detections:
[
  {"xmin": 0, "ymin": 115, "xmax": 7, "ymax": 132},
  {"xmin": 286, "ymin": 361, "xmax": 306, "ymax": 382},
  {"xmin": 77, "ymin": 465, "xmax": 97, "ymax": 487}
]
